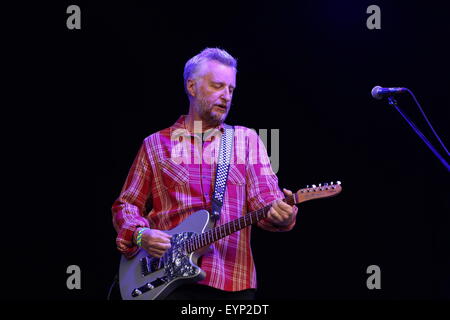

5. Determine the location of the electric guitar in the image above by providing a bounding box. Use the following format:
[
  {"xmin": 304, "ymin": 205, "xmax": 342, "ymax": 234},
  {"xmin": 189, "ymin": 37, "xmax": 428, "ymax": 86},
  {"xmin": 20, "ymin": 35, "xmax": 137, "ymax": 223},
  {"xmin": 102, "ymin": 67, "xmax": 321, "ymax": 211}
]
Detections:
[{"xmin": 119, "ymin": 181, "xmax": 342, "ymax": 300}]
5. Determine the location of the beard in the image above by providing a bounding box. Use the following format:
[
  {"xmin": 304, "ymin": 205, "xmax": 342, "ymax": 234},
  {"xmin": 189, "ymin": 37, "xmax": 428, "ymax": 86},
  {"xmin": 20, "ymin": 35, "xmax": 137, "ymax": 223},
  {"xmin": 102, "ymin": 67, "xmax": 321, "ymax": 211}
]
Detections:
[{"xmin": 196, "ymin": 96, "xmax": 229, "ymax": 128}]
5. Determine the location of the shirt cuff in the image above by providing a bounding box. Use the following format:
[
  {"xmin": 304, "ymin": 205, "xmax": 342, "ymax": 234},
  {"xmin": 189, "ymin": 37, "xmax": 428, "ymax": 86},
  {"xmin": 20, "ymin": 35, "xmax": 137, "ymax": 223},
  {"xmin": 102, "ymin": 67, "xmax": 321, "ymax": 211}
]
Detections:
[{"xmin": 116, "ymin": 223, "xmax": 149, "ymax": 259}]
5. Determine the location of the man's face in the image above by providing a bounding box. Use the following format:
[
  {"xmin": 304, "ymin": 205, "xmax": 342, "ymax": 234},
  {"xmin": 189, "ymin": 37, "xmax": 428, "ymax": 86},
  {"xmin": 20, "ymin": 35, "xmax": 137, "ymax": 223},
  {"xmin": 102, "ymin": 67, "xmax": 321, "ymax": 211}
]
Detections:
[{"xmin": 190, "ymin": 60, "xmax": 236, "ymax": 127}]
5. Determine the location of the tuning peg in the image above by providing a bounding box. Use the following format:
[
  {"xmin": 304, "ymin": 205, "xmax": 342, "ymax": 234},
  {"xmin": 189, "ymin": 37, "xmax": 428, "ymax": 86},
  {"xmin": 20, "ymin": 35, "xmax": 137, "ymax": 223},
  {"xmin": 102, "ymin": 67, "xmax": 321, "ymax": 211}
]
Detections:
[
  {"xmin": 312, "ymin": 184, "xmax": 316, "ymax": 188},
  {"xmin": 324, "ymin": 183, "xmax": 329, "ymax": 186},
  {"xmin": 319, "ymin": 183, "xmax": 322, "ymax": 187},
  {"xmin": 337, "ymin": 181, "xmax": 341, "ymax": 185},
  {"xmin": 306, "ymin": 185, "xmax": 309, "ymax": 188},
  {"xmin": 330, "ymin": 181, "xmax": 334, "ymax": 185}
]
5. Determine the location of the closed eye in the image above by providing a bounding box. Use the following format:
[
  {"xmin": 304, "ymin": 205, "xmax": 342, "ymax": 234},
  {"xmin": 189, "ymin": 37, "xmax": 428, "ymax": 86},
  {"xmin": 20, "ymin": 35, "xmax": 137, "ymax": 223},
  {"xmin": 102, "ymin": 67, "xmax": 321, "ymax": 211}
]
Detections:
[
  {"xmin": 210, "ymin": 81, "xmax": 235, "ymax": 94},
  {"xmin": 211, "ymin": 82, "xmax": 223, "ymax": 89}
]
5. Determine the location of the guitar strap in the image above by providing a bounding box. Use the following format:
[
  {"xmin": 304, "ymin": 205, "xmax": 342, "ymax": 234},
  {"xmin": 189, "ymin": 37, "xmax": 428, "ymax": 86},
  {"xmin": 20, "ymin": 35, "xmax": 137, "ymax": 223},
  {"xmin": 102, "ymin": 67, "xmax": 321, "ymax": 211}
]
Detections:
[{"xmin": 211, "ymin": 124, "xmax": 235, "ymax": 221}]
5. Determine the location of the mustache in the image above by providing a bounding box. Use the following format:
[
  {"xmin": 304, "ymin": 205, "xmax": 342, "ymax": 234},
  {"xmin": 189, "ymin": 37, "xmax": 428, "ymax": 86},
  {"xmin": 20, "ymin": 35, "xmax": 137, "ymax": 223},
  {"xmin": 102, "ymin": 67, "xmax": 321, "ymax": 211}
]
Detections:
[
  {"xmin": 213, "ymin": 102, "xmax": 232, "ymax": 109},
  {"xmin": 197, "ymin": 97, "xmax": 232, "ymax": 111}
]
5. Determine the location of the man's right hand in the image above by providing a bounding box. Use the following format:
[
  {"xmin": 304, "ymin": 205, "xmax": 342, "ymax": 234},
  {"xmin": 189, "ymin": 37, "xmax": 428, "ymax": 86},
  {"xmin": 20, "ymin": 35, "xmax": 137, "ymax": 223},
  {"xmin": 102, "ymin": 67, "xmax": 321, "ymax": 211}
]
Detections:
[{"xmin": 135, "ymin": 228, "xmax": 172, "ymax": 258}]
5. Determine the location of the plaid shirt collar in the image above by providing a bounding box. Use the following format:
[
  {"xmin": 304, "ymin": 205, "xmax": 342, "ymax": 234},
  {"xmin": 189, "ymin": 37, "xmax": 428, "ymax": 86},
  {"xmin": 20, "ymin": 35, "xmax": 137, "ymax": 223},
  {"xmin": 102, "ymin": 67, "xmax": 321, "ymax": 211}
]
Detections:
[{"xmin": 171, "ymin": 115, "xmax": 225, "ymax": 142}]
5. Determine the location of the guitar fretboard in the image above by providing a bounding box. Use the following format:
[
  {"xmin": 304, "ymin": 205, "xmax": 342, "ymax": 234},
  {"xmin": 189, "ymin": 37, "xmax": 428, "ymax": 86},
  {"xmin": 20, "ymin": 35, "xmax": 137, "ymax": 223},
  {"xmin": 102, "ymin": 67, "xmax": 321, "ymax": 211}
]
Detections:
[{"xmin": 184, "ymin": 194, "xmax": 296, "ymax": 253}]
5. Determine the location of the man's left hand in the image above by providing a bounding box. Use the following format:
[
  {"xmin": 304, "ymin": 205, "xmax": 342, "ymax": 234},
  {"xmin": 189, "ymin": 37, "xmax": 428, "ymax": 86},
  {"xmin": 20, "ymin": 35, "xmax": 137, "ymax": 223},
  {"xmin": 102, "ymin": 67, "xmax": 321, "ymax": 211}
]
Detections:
[{"xmin": 266, "ymin": 188, "xmax": 298, "ymax": 227}]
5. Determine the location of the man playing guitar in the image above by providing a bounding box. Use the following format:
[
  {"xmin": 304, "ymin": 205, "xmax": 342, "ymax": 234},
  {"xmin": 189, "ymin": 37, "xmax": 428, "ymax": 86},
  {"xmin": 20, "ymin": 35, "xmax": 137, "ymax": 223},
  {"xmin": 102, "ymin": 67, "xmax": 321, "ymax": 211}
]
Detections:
[{"xmin": 112, "ymin": 48, "xmax": 299, "ymax": 300}]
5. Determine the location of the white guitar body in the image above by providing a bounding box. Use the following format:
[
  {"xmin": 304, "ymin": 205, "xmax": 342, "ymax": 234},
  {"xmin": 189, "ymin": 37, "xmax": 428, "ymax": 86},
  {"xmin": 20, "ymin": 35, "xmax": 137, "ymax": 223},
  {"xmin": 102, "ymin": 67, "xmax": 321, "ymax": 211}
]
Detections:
[{"xmin": 119, "ymin": 209, "xmax": 213, "ymax": 300}]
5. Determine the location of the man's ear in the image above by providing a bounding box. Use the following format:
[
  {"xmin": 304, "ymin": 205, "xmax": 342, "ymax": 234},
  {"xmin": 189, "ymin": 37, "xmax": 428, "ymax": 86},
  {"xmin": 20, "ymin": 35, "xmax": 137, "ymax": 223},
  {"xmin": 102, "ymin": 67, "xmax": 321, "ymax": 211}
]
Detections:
[{"xmin": 186, "ymin": 79, "xmax": 196, "ymax": 97}]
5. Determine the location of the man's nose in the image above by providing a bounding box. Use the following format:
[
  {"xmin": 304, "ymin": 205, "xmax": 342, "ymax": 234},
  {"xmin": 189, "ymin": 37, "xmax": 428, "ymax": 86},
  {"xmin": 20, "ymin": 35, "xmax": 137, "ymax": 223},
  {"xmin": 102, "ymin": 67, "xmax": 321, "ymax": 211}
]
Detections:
[{"xmin": 221, "ymin": 87, "xmax": 231, "ymax": 102}]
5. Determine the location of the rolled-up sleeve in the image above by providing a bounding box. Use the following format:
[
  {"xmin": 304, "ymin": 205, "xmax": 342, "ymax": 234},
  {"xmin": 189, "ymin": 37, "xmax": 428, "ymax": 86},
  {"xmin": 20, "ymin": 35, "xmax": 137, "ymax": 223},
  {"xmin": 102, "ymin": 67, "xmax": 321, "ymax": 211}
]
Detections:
[{"xmin": 112, "ymin": 142, "xmax": 152, "ymax": 258}]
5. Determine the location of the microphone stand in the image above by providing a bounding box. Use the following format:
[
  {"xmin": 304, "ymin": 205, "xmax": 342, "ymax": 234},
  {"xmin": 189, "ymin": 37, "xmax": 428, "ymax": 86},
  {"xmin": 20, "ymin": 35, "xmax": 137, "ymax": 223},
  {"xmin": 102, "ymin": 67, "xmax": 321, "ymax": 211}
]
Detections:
[{"xmin": 387, "ymin": 96, "xmax": 449, "ymax": 172}]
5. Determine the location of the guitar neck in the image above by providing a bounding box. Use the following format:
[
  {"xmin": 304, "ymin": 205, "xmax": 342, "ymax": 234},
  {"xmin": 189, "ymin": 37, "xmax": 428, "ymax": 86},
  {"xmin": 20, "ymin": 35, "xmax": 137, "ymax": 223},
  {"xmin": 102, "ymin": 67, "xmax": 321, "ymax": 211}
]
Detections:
[{"xmin": 185, "ymin": 195, "xmax": 296, "ymax": 253}]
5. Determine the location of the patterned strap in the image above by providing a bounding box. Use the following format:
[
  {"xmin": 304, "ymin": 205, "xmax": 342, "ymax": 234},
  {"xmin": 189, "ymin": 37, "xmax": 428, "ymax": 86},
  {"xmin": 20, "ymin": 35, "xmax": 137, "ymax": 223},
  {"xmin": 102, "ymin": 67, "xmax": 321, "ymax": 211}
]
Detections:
[{"xmin": 211, "ymin": 124, "xmax": 235, "ymax": 221}]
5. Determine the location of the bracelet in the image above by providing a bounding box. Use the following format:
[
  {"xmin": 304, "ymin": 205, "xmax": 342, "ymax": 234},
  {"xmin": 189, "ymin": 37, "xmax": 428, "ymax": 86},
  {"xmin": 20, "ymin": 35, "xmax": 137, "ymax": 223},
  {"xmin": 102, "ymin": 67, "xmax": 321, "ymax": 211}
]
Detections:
[{"xmin": 136, "ymin": 227, "xmax": 150, "ymax": 247}]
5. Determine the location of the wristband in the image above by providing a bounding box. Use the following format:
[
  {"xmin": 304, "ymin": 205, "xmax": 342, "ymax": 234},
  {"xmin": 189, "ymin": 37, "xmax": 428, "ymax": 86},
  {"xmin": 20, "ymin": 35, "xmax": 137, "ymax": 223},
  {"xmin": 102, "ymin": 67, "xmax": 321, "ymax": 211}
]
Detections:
[{"xmin": 136, "ymin": 227, "xmax": 150, "ymax": 247}]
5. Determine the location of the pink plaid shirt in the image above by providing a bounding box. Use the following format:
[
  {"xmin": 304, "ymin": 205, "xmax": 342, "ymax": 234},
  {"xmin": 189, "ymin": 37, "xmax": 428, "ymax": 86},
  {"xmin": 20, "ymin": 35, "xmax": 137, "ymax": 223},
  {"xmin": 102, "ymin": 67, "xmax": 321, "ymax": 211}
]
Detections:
[{"xmin": 112, "ymin": 115, "xmax": 295, "ymax": 291}]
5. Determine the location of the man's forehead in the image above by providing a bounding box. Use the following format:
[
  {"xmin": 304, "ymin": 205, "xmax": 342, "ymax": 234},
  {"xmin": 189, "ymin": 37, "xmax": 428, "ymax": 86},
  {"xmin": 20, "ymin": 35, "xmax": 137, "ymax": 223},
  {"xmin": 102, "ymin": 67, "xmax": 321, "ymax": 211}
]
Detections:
[{"xmin": 201, "ymin": 60, "xmax": 236, "ymax": 81}]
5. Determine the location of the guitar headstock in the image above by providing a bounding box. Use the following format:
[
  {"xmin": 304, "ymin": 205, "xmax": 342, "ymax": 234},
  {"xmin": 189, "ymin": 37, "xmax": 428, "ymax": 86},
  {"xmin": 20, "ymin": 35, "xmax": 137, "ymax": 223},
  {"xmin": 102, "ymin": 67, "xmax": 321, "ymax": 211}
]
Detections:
[{"xmin": 288, "ymin": 181, "xmax": 342, "ymax": 205}]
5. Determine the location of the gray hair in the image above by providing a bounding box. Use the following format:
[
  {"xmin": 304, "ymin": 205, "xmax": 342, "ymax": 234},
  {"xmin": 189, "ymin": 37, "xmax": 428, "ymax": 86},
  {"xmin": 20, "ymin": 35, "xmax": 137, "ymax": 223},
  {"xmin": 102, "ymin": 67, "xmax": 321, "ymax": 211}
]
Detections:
[{"xmin": 183, "ymin": 48, "xmax": 237, "ymax": 94}]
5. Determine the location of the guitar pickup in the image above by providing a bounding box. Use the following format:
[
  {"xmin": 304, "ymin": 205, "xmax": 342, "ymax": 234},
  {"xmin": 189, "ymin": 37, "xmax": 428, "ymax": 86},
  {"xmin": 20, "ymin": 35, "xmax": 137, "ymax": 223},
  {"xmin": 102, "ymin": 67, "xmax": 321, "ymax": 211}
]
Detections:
[
  {"xmin": 140, "ymin": 257, "xmax": 151, "ymax": 276},
  {"xmin": 140, "ymin": 256, "xmax": 164, "ymax": 276}
]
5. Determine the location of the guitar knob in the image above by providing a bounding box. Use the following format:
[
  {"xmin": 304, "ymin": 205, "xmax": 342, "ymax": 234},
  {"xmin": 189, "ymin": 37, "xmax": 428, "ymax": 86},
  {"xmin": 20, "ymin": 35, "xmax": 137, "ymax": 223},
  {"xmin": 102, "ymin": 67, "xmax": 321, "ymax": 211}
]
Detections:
[
  {"xmin": 337, "ymin": 181, "xmax": 341, "ymax": 185},
  {"xmin": 132, "ymin": 288, "xmax": 143, "ymax": 297},
  {"xmin": 312, "ymin": 184, "xmax": 316, "ymax": 188}
]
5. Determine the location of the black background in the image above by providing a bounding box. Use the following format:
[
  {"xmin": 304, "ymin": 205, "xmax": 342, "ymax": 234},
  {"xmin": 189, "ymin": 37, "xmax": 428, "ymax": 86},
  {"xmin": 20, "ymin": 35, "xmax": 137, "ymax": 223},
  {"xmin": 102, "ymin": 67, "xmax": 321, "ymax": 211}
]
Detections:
[{"xmin": 5, "ymin": 0, "xmax": 449, "ymax": 301}]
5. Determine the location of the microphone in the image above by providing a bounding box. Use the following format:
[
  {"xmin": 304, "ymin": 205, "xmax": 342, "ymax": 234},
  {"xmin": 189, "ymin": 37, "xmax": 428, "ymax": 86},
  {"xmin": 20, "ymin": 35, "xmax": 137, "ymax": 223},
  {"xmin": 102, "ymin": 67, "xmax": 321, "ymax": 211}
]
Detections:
[{"xmin": 371, "ymin": 86, "xmax": 407, "ymax": 100}]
